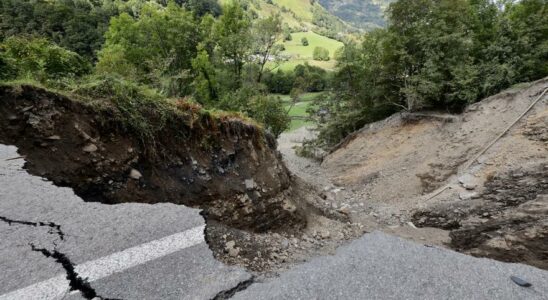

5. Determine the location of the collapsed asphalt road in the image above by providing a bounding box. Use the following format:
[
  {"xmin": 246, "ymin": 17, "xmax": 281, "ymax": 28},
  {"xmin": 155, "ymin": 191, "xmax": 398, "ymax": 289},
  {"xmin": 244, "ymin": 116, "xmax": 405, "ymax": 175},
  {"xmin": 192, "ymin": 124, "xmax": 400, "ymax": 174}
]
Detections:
[
  {"xmin": 0, "ymin": 144, "xmax": 250, "ymax": 300},
  {"xmin": 2, "ymin": 143, "xmax": 548, "ymax": 300}
]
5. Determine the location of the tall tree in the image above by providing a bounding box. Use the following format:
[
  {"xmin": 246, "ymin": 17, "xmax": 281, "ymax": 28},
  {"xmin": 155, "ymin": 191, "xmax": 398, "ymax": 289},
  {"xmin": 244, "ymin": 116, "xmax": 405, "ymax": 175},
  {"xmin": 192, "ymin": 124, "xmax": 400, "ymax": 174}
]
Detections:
[
  {"xmin": 96, "ymin": 1, "xmax": 200, "ymax": 96},
  {"xmin": 252, "ymin": 14, "xmax": 282, "ymax": 83},
  {"xmin": 213, "ymin": 1, "xmax": 251, "ymax": 87}
]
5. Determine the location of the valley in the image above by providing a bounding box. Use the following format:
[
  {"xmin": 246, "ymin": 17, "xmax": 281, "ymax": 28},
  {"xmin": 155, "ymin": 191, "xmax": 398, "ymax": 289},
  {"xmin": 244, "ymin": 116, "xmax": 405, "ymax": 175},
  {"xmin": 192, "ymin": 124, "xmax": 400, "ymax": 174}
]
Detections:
[{"xmin": 0, "ymin": 0, "xmax": 547, "ymax": 299}]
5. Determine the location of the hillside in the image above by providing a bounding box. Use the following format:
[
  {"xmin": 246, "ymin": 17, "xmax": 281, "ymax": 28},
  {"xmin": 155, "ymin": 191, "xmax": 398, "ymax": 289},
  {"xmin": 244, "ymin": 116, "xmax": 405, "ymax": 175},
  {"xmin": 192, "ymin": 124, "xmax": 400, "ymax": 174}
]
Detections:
[
  {"xmin": 221, "ymin": 0, "xmax": 351, "ymax": 33},
  {"xmin": 319, "ymin": 0, "xmax": 394, "ymax": 29},
  {"xmin": 278, "ymin": 31, "xmax": 344, "ymax": 71},
  {"xmin": 280, "ymin": 78, "xmax": 548, "ymax": 269}
]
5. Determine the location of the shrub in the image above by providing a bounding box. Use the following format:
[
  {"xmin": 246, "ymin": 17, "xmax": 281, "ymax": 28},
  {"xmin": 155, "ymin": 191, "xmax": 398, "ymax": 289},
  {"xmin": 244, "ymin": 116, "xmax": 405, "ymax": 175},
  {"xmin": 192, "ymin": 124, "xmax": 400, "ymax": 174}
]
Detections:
[
  {"xmin": 301, "ymin": 37, "xmax": 309, "ymax": 46},
  {"xmin": 313, "ymin": 47, "xmax": 330, "ymax": 61},
  {"xmin": 0, "ymin": 36, "xmax": 90, "ymax": 82}
]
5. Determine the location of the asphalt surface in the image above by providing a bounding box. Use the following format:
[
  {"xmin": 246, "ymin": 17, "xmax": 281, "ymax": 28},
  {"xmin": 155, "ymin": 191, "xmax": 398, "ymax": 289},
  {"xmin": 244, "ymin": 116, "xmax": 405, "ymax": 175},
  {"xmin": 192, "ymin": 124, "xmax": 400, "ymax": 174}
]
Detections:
[
  {"xmin": 0, "ymin": 144, "xmax": 250, "ymax": 300},
  {"xmin": 235, "ymin": 232, "xmax": 548, "ymax": 300},
  {"xmin": 2, "ymin": 143, "xmax": 548, "ymax": 300}
]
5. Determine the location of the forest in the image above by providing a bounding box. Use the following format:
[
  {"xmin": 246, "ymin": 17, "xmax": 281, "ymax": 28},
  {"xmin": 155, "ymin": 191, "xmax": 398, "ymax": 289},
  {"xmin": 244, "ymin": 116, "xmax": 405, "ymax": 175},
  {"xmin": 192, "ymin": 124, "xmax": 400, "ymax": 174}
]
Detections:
[{"xmin": 0, "ymin": 0, "xmax": 546, "ymax": 144}]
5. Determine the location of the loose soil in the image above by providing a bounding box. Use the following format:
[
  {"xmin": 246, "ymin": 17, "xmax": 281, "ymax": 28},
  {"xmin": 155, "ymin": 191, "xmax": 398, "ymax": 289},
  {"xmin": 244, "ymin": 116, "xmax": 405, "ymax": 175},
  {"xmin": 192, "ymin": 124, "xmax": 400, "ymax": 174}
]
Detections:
[
  {"xmin": 1, "ymin": 77, "xmax": 546, "ymax": 275},
  {"xmin": 279, "ymin": 78, "xmax": 548, "ymax": 270},
  {"xmin": 0, "ymin": 84, "xmax": 361, "ymax": 274}
]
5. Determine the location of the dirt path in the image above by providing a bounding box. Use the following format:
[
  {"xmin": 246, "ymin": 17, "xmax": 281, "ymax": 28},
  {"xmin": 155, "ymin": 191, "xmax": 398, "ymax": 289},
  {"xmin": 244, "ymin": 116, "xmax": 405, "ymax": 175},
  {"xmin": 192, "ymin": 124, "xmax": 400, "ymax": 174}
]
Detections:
[{"xmin": 278, "ymin": 127, "xmax": 450, "ymax": 248}]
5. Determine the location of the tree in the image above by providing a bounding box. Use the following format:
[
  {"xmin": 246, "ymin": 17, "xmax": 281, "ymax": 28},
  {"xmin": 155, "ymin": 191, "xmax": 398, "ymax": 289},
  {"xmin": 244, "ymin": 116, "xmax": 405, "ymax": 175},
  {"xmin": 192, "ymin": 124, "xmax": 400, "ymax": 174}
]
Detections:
[
  {"xmin": 96, "ymin": 2, "xmax": 200, "ymax": 96},
  {"xmin": 283, "ymin": 26, "xmax": 293, "ymax": 41},
  {"xmin": 0, "ymin": 36, "xmax": 90, "ymax": 82},
  {"xmin": 213, "ymin": 1, "xmax": 252, "ymax": 88},
  {"xmin": 252, "ymin": 14, "xmax": 283, "ymax": 83},
  {"xmin": 316, "ymin": 0, "xmax": 547, "ymax": 147},
  {"xmin": 313, "ymin": 47, "xmax": 330, "ymax": 61},
  {"xmin": 0, "ymin": 0, "xmax": 118, "ymax": 60},
  {"xmin": 301, "ymin": 37, "xmax": 309, "ymax": 46}
]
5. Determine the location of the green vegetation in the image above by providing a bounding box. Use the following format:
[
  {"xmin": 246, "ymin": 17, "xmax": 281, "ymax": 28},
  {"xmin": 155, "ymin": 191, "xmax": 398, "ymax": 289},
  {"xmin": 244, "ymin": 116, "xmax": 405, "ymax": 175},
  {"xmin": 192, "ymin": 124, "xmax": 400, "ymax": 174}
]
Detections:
[
  {"xmin": 313, "ymin": 0, "xmax": 548, "ymax": 146},
  {"xmin": 313, "ymin": 47, "xmax": 330, "ymax": 61},
  {"xmin": 277, "ymin": 31, "xmax": 343, "ymax": 71},
  {"xmin": 0, "ymin": 36, "xmax": 90, "ymax": 83},
  {"xmin": 281, "ymin": 93, "xmax": 320, "ymax": 131},
  {"xmin": 0, "ymin": 0, "xmax": 296, "ymax": 137},
  {"xmin": 1, "ymin": 0, "xmax": 545, "ymax": 141}
]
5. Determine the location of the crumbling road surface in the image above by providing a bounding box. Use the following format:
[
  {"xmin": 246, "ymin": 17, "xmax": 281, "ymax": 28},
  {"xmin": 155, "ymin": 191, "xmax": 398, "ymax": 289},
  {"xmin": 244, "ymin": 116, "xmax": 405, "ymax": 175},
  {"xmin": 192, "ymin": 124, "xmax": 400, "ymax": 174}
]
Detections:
[
  {"xmin": 0, "ymin": 144, "xmax": 250, "ymax": 300},
  {"xmin": 235, "ymin": 232, "xmax": 548, "ymax": 299},
  {"xmin": 2, "ymin": 143, "xmax": 548, "ymax": 300}
]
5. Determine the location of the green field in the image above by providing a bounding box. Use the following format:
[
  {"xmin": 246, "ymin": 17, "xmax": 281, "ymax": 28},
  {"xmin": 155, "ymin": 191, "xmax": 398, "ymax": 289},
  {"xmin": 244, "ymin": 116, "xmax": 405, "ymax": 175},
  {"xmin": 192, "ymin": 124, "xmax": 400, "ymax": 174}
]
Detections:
[
  {"xmin": 274, "ymin": 92, "xmax": 322, "ymax": 131},
  {"xmin": 275, "ymin": 31, "xmax": 344, "ymax": 71}
]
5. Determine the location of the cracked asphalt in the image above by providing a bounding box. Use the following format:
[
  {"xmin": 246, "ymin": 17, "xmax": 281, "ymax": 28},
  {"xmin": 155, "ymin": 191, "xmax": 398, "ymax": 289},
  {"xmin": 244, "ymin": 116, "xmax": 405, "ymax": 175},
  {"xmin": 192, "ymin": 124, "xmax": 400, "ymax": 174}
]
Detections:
[
  {"xmin": 0, "ymin": 144, "xmax": 250, "ymax": 300},
  {"xmin": 2, "ymin": 143, "xmax": 548, "ymax": 300}
]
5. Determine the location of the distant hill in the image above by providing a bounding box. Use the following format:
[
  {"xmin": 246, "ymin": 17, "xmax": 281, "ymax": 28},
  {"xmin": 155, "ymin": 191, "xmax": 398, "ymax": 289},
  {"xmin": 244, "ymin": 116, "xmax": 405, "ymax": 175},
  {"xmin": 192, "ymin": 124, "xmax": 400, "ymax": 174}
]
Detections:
[
  {"xmin": 318, "ymin": 0, "xmax": 394, "ymax": 30},
  {"xmin": 220, "ymin": 0, "xmax": 351, "ymax": 35}
]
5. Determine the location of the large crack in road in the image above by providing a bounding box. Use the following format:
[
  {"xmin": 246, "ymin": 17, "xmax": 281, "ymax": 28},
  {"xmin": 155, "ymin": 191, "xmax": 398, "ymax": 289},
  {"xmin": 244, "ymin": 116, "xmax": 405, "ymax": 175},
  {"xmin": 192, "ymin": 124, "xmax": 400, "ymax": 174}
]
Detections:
[
  {"xmin": 1, "ymin": 215, "xmax": 118, "ymax": 299},
  {"xmin": 29, "ymin": 244, "xmax": 119, "ymax": 300}
]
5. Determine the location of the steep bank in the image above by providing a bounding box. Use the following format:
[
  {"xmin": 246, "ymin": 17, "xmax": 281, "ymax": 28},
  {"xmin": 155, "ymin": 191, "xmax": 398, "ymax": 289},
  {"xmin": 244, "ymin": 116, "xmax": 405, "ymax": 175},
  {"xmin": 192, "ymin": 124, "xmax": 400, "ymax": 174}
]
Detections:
[
  {"xmin": 0, "ymin": 84, "xmax": 362, "ymax": 274},
  {"xmin": 280, "ymin": 78, "xmax": 548, "ymax": 269},
  {"xmin": 0, "ymin": 84, "xmax": 302, "ymax": 233}
]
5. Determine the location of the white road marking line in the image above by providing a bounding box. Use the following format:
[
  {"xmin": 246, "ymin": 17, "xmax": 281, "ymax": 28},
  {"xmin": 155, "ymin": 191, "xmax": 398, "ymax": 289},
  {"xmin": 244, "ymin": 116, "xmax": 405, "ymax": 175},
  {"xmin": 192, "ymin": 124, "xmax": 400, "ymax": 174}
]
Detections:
[{"xmin": 0, "ymin": 225, "xmax": 205, "ymax": 300}]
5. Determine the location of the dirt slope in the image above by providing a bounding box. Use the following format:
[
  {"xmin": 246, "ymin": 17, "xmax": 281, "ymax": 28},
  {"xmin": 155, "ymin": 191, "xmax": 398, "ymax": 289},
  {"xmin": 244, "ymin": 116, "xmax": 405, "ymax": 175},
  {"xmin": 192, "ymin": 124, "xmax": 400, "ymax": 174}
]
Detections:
[
  {"xmin": 0, "ymin": 84, "xmax": 362, "ymax": 274},
  {"xmin": 0, "ymin": 85, "xmax": 304, "ymax": 233},
  {"xmin": 281, "ymin": 78, "xmax": 548, "ymax": 269}
]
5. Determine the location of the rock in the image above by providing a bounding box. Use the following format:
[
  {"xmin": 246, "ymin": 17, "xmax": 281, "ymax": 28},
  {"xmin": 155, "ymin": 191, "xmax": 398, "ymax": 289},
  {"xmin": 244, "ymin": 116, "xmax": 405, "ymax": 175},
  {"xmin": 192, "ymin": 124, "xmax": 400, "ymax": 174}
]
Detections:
[
  {"xmin": 228, "ymin": 248, "xmax": 240, "ymax": 257},
  {"xmin": 129, "ymin": 169, "xmax": 143, "ymax": 180},
  {"xmin": 510, "ymin": 276, "xmax": 532, "ymax": 287},
  {"xmin": 458, "ymin": 174, "xmax": 478, "ymax": 190},
  {"xmin": 464, "ymin": 183, "xmax": 477, "ymax": 190},
  {"xmin": 46, "ymin": 135, "xmax": 61, "ymax": 140},
  {"xmin": 319, "ymin": 229, "xmax": 331, "ymax": 239},
  {"xmin": 245, "ymin": 179, "xmax": 255, "ymax": 190},
  {"xmin": 225, "ymin": 241, "xmax": 239, "ymax": 257},
  {"xmin": 82, "ymin": 143, "xmax": 98, "ymax": 153},
  {"xmin": 459, "ymin": 191, "xmax": 479, "ymax": 200},
  {"xmin": 337, "ymin": 207, "xmax": 351, "ymax": 215},
  {"xmin": 407, "ymin": 222, "xmax": 417, "ymax": 229}
]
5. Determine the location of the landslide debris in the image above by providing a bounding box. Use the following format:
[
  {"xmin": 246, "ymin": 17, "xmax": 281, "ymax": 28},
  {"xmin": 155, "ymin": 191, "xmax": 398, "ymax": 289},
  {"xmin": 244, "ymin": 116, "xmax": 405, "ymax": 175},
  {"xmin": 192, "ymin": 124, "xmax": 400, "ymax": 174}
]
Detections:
[
  {"xmin": 280, "ymin": 78, "xmax": 548, "ymax": 269},
  {"xmin": 0, "ymin": 84, "xmax": 366, "ymax": 274}
]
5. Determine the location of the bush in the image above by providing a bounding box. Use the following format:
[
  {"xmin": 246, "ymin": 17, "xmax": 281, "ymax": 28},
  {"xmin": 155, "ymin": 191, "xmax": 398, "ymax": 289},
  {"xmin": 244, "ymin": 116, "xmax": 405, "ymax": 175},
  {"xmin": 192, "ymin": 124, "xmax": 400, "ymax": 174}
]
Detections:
[
  {"xmin": 313, "ymin": 47, "xmax": 330, "ymax": 61},
  {"xmin": 0, "ymin": 36, "xmax": 90, "ymax": 82},
  {"xmin": 248, "ymin": 95, "xmax": 290, "ymax": 137},
  {"xmin": 301, "ymin": 37, "xmax": 309, "ymax": 46}
]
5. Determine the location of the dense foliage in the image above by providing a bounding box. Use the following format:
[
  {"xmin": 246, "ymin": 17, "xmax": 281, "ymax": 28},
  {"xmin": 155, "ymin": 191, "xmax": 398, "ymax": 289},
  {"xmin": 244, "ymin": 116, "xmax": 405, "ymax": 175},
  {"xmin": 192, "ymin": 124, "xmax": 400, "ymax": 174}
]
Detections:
[
  {"xmin": 0, "ymin": 0, "xmax": 118, "ymax": 60},
  {"xmin": 0, "ymin": 0, "xmax": 296, "ymax": 137},
  {"xmin": 0, "ymin": 36, "xmax": 90, "ymax": 82},
  {"xmin": 1, "ymin": 0, "xmax": 545, "ymax": 141},
  {"xmin": 313, "ymin": 47, "xmax": 330, "ymax": 61},
  {"xmin": 313, "ymin": 0, "xmax": 548, "ymax": 146}
]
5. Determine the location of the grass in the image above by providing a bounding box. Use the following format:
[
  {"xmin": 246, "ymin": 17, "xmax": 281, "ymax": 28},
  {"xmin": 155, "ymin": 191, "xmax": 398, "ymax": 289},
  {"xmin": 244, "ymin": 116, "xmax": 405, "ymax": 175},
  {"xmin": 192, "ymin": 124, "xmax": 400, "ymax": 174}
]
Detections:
[
  {"xmin": 272, "ymin": 0, "xmax": 315, "ymax": 21},
  {"xmin": 281, "ymin": 32, "xmax": 343, "ymax": 59},
  {"xmin": 272, "ymin": 31, "xmax": 343, "ymax": 72},
  {"xmin": 273, "ymin": 92, "xmax": 321, "ymax": 131}
]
